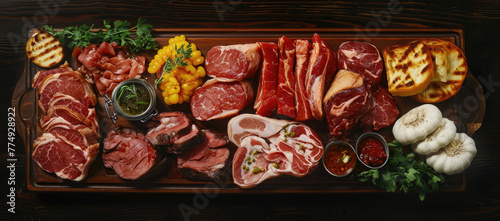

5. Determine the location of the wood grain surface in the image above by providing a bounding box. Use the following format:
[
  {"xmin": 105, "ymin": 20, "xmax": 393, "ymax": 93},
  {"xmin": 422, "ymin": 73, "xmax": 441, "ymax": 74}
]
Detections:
[{"xmin": 1, "ymin": 0, "xmax": 500, "ymax": 220}]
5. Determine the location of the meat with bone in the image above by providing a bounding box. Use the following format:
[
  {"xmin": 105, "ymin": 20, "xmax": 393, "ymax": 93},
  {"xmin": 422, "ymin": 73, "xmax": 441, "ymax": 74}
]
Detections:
[
  {"xmin": 191, "ymin": 79, "xmax": 254, "ymax": 121},
  {"xmin": 337, "ymin": 41, "xmax": 383, "ymax": 91},
  {"xmin": 254, "ymin": 42, "xmax": 279, "ymax": 117},
  {"xmin": 228, "ymin": 114, "xmax": 323, "ymax": 189},
  {"xmin": 32, "ymin": 64, "xmax": 100, "ymax": 181},
  {"xmin": 277, "ymin": 36, "xmax": 297, "ymax": 118},
  {"xmin": 360, "ymin": 86, "xmax": 399, "ymax": 131},
  {"xmin": 145, "ymin": 112, "xmax": 205, "ymax": 154},
  {"xmin": 205, "ymin": 43, "xmax": 261, "ymax": 81},
  {"xmin": 177, "ymin": 130, "xmax": 230, "ymax": 181},
  {"xmin": 102, "ymin": 128, "xmax": 159, "ymax": 180},
  {"xmin": 294, "ymin": 39, "xmax": 313, "ymax": 121},
  {"xmin": 323, "ymin": 70, "xmax": 370, "ymax": 139},
  {"xmin": 305, "ymin": 34, "xmax": 337, "ymax": 119}
]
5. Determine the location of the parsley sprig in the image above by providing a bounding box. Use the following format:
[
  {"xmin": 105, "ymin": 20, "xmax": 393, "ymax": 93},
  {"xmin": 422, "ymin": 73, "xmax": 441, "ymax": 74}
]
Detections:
[
  {"xmin": 44, "ymin": 18, "xmax": 158, "ymax": 53},
  {"xmin": 154, "ymin": 43, "xmax": 193, "ymax": 85},
  {"xmin": 358, "ymin": 140, "xmax": 447, "ymax": 201}
]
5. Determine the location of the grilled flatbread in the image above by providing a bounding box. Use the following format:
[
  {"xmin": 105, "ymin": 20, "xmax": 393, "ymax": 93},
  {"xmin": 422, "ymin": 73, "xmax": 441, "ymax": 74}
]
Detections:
[
  {"xmin": 383, "ymin": 40, "xmax": 434, "ymax": 96},
  {"xmin": 26, "ymin": 30, "xmax": 63, "ymax": 68},
  {"xmin": 412, "ymin": 39, "xmax": 468, "ymax": 103}
]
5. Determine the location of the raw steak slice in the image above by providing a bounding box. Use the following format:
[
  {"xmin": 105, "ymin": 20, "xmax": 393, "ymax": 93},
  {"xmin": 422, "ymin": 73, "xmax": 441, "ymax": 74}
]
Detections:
[
  {"xmin": 32, "ymin": 133, "xmax": 99, "ymax": 181},
  {"xmin": 205, "ymin": 43, "xmax": 261, "ymax": 81},
  {"xmin": 228, "ymin": 114, "xmax": 323, "ymax": 189},
  {"xmin": 42, "ymin": 106, "xmax": 99, "ymax": 136},
  {"xmin": 36, "ymin": 70, "xmax": 97, "ymax": 113},
  {"xmin": 360, "ymin": 86, "xmax": 399, "ymax": 131},
  {"xmin": 191, "ymin": 79, "xmax": 254, "ymax": 121},
  {"xmin": 323, "ymin": 70, "xmax": 370, "ymax": 139},
  {"xmin": 277, "ymin": 36, "xmax": 296, "ymax": 118},
  {"xmin": 45, "ymin": 122, "xmax": 98, "ymax": 150},
  {"xmin": 32, "ymin": 63, "xmax": 73, "ymax": 89},
  {"xmin": 254, "ymin": 42, "xmax": 279, "ymax": 116},
  {"xmin": 294, "ymin": 39, "xmax": 313, "ymax": 121},
  {"xmin": 305, "ymin": 34, "xmax": 337, "ymax": 119},
  {"xmin": 145, "ymin": 112, "xmax": 205, "ymax": 154},
  {"xmin": 337, "ymin": 41, "xmax": 383, "ymax": 91},
  {"xmin": 102, "ymin": 128, "xmax": 158, "ymax": 180}
]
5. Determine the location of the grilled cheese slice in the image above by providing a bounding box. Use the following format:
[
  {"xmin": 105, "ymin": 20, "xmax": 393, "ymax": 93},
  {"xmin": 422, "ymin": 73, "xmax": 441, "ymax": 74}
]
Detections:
[
  {"xmin": 26, "ymin": 30, "xmax": 63, "ymax": 68},
  {"xmin": 383, "ymin": 40, "xmax": 434, "ymax": 96}
]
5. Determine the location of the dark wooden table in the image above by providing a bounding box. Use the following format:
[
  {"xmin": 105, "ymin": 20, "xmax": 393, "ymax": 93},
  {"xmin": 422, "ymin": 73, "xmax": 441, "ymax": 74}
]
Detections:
[{"xmin": 1, "ymin": 0, "xmax": 499, "ymax": 220}]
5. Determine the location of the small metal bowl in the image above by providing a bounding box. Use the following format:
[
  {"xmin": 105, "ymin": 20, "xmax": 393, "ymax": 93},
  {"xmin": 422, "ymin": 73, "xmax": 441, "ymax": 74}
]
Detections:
[
  {"xmin": 105, "ymin": 78, "xmax": 157, "ymax": 124},
  {"xmin": 355, "ymin": 132, "xmax": 390, "ymax": 170},
  {"xmin": 322, "ymin": 141, "xmax": 357, "ymax": 177}
]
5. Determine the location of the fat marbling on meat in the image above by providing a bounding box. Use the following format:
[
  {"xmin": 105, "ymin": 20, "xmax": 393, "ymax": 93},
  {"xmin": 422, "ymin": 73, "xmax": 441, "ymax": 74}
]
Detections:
[
  {"xmin": 254, "ymin": 42, "xmax": 279, "ymax": 117},
  {"xmin": 205, "ymin": 43, "xmax": 261, "ymax": 81}
]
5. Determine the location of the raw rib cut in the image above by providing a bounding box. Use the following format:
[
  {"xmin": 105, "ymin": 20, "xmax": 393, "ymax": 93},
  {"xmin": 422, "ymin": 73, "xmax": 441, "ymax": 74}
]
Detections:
[
  {"xmin": 205, "ymin": 43, "xmax": 261, "ymax": 81},
  {"xmin": 254, "ymin": 42, "xmax": 279, "ymax": 116},
  {"xmin": 277, "ymin": 36, "xmax": 296, "ymax": 118},
  {"xmin": 294, "ymin": 39, "xmax": 313, "ymax": 121}
]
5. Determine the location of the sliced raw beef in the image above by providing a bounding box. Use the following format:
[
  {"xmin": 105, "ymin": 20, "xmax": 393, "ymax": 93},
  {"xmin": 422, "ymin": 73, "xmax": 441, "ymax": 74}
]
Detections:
[
  {"xmin": 146, "ymin": 112, "xmax": 205, "ymax": 154},
  {"xmin": 177, "ymin": 130, "xmax": 230, "ymax": 181},
  {"xmin": 294, "ymin": 39, "xmax": 313, "ymax": 121},
  {"xmin": 42, "ymin": 106, "xmax": 99, "ymax": 135},
  {"xmin": 32, "ymin": 63, "xmax": 72, "ymax": 89},
  {"xmin": 35, "ymin": 69, "xmax": 97, "ymax": 113},
  {"xmin": 191, "ymin": 79, "xmax": 254, "ymax": 121},
  {"xmin": 277, "ymin": 36, "xmax": 296, "ymax": 118},
  {"xmin": 102, "ymin": 128, "xmax": 158, "ymax": 180},
  {"xmin": 305, "ymin": 34, "xmax": 337, "ymax": 119},
  {"xmin": 254, "ymin": 42, "xmax": 279, "ymax": 116},
  {"xmin": 44, "ymin": 118, "xmax": 99, "ymax": 148},
  {"xmin": 32, "ymin": 132, "xmax": 99, "ymax": 181},
  {"xmin": 337, "ymin": 41, "xmax": 383, "ymax": 91},
  {"xmin": 228, "ymin": 114, "xmax": 323, "ymax": 189},
  {"xmin": 205, "ymin": 43, "xmax": 261, "ymax": 81},
  {"xmin": 360, "ymin": 86, "xmax": 399, "ymax": 131},
  {"xmin": 323, "ymin": 70, "xmax": 370, "ymax": 138}
]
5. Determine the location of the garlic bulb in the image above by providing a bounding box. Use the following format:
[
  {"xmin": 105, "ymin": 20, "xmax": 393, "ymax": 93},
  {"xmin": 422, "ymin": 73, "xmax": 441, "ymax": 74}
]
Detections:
[
  {"xmin": 411, "ymin": 118, "xmax": 456, "ymax": 155},
  {"xmin": 392, "ymin": 104, "xmax": 442, "ymax": 145},
  {"xmin": 425, "ymin": 133, "xmax": 477, "ymax": 175}
]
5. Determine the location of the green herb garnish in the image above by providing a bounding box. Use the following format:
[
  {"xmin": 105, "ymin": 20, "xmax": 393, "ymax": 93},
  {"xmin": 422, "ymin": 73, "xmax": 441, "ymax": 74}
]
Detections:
[
  {"xmin": 44, "ymin": 18, "xmax": 158, "ymax": 54},
  {"xmin": 154, "ymin": 43, "xmax": 193, "ymax": 85},
  {"xmin": 358, "ymin": 140, "xmax": 447, "ymax": 201}
]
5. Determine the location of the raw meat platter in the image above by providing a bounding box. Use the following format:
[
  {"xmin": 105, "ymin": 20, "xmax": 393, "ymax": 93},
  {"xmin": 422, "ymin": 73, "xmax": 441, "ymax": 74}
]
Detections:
[{"xmin": 13, "ymin": 28, "xmax": 485, "ymax": 193}]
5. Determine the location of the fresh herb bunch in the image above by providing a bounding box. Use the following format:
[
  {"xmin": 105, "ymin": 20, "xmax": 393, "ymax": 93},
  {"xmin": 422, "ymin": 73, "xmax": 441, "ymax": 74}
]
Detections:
[
  {"xmin": 154, "ymin": 43, "xmax": 193, "ymax": 85},
  {"xmin": 358, "ymin": 140, "xmax": 447, "ymax": 201},
  {"xmin": 44, "ymin": 18, "xmax": 158, "ymax": 53}
]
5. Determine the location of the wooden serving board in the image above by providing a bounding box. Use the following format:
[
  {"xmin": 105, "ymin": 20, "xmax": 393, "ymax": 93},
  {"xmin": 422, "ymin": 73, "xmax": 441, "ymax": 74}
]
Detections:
[{"xmin": 12, "ymin": 28, "xmax": 485, "ymax": 193}]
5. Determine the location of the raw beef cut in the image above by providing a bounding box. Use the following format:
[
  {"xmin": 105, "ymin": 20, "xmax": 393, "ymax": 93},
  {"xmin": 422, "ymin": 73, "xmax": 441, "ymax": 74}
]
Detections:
[
  {"xmin": 323, "ymin": 70, "xmax": 370, "ymax": 138},
  {"xmin": 294, "ymin": 39, "xmax": 313, "ymax": 121},
  {"xmin": 360, "ymin": 86, "xmax": 399, "ymax": 131},
  {"xmin": 277, "ymin": 36, "xmax": 296, "ymax": 118},
  {"xmin": 177, "ymin": 130, "xmax": 230, "ymax": 181},
  {"xmin": 228, "ymin": 114, "xmax": 323, "ymax": 189},
  {"xmin": 305, "ymin": 34, "xmax": 337, "ymax": 119},
  {"xmin": 254, "ymin": 42, "xmax": 279, "ymax": 116},
  {"xmin": 191, "ymin": 79, "xmax": 254, "ymax": 121},
  {"xmin": 145, "ymin": 112, "xmax": 205, "ymax": 154},
  {"xmin": 32, "ymin": 132, "xmax": 99, "ymax": 181},
  {"xmin": 42, "ymin": 105, "xmax": 99, "ymax": 135},
  {"xmin": 337, "ymin": 41, "xmax": 383, "ymax": 91},
  {"xmin": 102, "ymin": 128, "xmax": 158, "ymax": 180},
  {"xmin": 34, "ymin": 67, "xmax": 97, "ymax": 113},
  {"xmin": 205, "ymin": 43, "xmax": 261, "ymax": 81},
  {"xmin": 32, "ymin": 64, "xmax": 72, "ymax": 89}
]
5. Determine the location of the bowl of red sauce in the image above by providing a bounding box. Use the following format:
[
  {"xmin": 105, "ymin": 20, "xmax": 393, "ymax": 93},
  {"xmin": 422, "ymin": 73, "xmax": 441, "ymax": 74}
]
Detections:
[
  {"xmin": 356, "ymin": 132, "xmax": 389, "ymax": 169},
  {"xmin": 322, "ymin": 141, "xmax": 357, "ymax": 177}
]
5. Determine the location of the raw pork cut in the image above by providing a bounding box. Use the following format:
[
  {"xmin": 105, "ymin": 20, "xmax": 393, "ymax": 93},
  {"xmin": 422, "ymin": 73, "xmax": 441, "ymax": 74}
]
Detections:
[
  {"xmin": 323, "ymin": 70, "xmax": 370, "ymax": 138},
  {"xmin": 277, "ymin": 36, "xmax": 296, "ymax": 118},
  {"xmin": 337, "ymin": 41, "xmax": 383, "ymax": 91},
  {"xmin": 305, "ymin": 34, "xmax": 337, "ymax": 119},
  {"xmin": 177, "ymin": 130, "xmax": 230, "ymax": 181},
  {"xmin": 294, "ymin": 39, "xmax": 313, "ymax": 121},
  {"xmin": 205, "ymin": 43, "xmax": 261, "ymax": 81},
  {"xmin": 360, "ymin": 86, "xmax": 399, "ymax": 131},
  {"xmin": 191, "ymin": 79, "xmax": 254, "ymax": 121},
  {"xmin": 254, "ymin": 42, "xmax": 279, "ymax": 116},
  {"xmin": 228, "ymin": 114, "xmax": 323, "ymax": 189},
  {"xmin": 146, "ymin": 112, "xmax": 205, "ymax": 154},
  {"xmin": 102, "ymin": 128, "xmax": 158, "ymax": 180}
]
